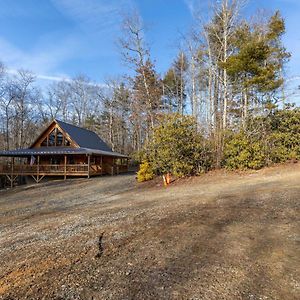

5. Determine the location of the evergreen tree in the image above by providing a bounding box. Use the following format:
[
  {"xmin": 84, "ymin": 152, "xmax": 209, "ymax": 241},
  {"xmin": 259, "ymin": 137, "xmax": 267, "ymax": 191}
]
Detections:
[{"xmin": 224, "ymin": 11, "xmax": 290, "ymax": 126}]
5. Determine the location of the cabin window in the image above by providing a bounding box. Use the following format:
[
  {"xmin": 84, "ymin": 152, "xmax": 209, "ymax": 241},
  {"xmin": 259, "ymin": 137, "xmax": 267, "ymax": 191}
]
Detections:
[
  {"xmin": 68, "ymin": 156, "xmax": 75, "ymax": 164},
  {"xmin": 56, "ymin": 131, "xmax": 63, "ymax": 146},
  {"xmin": 50, "ymin": 157, "xmax": 61, "ymax": 165},
  {"xmin": 48, "ymin": 129, "xmax": 56, "ymax": 146},
  {"xmin": 115, "ymin": 158, "xmax": 127, "ymax": 165},
  {"xmin": 40, "ymin": 128, "xmax": 72, "ymax": 147},
  {"xmin": 64, "ymin": 138, "xmax": 71, "ymax": 146}
]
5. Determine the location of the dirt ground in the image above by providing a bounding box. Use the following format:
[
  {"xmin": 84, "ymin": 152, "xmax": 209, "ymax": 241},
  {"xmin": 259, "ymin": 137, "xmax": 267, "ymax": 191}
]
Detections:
[{"xmin": 0, "ymin": 164, "xmax": 299, "ymax": 300}]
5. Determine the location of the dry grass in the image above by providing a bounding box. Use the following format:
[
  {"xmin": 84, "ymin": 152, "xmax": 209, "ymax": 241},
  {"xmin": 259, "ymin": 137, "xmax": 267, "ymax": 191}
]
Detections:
[{"xmin": 0, "ymin": 165, "xmax": 299, "ymax": 299}]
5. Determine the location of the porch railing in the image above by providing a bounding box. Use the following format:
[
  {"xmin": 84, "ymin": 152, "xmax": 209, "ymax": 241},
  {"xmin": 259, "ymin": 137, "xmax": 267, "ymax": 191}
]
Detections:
[
  {"xmin": 0, "ymin": 164, "xmax": 90, "ymax": 175},
  {"xmin": 0, "ymin": 163, "xmax": 128, "ymax": 176}
]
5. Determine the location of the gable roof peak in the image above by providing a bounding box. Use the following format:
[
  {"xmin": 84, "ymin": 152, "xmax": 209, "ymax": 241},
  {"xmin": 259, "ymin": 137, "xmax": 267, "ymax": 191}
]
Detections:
[
  {"xmin": 29, "ymin": 119, "xmax": 112, "ymax": 153},
  {"xmin": 54, "ymin": 119, "xmax": 112, "ymax": 152},
  {"xmin": 54, "ymin": 119, "xmax": 93, "ymax": 133}
]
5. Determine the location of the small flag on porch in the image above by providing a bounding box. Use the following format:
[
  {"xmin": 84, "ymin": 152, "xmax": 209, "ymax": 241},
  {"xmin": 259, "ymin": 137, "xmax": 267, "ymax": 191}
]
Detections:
[{"xmin": 30, "ymin": 156, "xmax": 36, "ymax": 166}]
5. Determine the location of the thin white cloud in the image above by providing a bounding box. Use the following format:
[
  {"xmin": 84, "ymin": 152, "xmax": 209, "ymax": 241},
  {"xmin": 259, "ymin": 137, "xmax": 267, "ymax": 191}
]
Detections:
[
  {"xmin": 184, "ymin": 0, "xmax": 196, "ymax": 16},
  {"xmin": 0, "ymin": 35, "xmax": 80, "ymax": 75},
  {"xmin": 0, "ymin": 0, "xmax": 135, "ymax": 83},
  {"xmin": 286, "ymin": 76, "xmax": 300, "ymax": 82},
  {"xmin": 6, "ymin": 68, "xmax": 71, "ymax": 82},
  {"xmin": 36, "ymin": 74, "xmax": 71, "ymax": 82},
  {"xmin": 6, "ymin": 68, "xmax": 107, "ymax": 89},
  {"xmin": 51, "ymin": 0, "xmax": 134, "ymax": 33},
  {"xmin": 183, "ymin": 0, "xmax": 209, "ymax": 19}
]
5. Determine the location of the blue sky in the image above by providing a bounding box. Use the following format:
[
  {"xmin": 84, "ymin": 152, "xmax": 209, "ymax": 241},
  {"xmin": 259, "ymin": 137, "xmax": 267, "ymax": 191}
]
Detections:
[{"xmin": 0, "ymin": 0, "xmax": 299, "ymax": 98}]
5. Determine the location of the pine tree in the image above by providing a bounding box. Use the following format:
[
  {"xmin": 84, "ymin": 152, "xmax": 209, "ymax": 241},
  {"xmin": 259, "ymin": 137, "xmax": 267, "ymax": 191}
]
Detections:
[{"xmin": 223, "ymin": 11, "xmax": 290, "ymax": 126}]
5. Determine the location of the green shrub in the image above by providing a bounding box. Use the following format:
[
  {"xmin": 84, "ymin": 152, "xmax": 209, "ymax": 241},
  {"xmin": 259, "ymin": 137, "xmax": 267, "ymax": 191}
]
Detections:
[
  {"xmin": 141, "ymin": 113, "xmax": 212, "ymax": 177},
  {"xmin": 137, "ymin": 161, "xmax": 154, "ymax": 182},
  {"xmin": 269, "ymin": 105, "xmax": 300, "ymax": 162},
  {"xmin": 223, "ymin": 105, "xmax": 300, "ymax": 169},
  {"xmin": 137, "ymin": 107, "xmax": 299, "ymax": 175},
  {"xmin": 223, "ymin": 132, "xmax": 266, "ymax": 170}
]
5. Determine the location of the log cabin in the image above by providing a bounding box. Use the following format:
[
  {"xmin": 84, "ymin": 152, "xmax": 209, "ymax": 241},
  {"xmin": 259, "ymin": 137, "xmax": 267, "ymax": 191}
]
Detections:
[{"xmin": 0, "ymin": 119, "xmax": 129, "ymax": 187}]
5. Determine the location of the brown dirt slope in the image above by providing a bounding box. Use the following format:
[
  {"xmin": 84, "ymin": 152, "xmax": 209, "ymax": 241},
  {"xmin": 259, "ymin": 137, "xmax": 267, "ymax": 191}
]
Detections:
[{"xmin": 0, "ymin": 165, "xmax": 299, "ymax": 300}]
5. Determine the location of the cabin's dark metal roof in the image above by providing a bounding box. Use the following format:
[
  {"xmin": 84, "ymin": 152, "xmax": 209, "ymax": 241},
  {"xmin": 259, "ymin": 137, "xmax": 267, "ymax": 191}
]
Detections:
[
  {"xmin": 0, "ymin": 119, "xmax": 128, "ymax": 158},
  {"xmin": 0, "ymin": 147, "xmax": 128, "ymax": 158},
  {"xmin": 55, "ymin": 120, "xmax": 112, "ymax": 152}
]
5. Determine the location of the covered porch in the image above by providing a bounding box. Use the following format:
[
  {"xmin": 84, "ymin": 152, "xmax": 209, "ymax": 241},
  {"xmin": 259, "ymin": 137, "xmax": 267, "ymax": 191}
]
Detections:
[{"xmin": 0, "ymin": 147, "xmax": 129, "ymax": 187}]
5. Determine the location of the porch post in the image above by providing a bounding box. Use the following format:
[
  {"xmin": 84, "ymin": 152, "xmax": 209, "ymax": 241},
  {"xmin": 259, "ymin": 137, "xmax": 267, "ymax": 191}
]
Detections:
[
  {"xmin": 64, "ymin": 155, "xmax": 67, "ymax": 180},
  {"xmin": 100, "ymin": 156, "xmax": 103, "ymax": 176},
  {"xmin": 11, "ymin": 157, "xmax": 14, "ymax": 188},
  {"xmin": 87, "ymin": 155, "xmax": 90, "ymax": 179},
  {"xmin": 37, "ymin": 156, "xmax": 40, "ymax": 183}
]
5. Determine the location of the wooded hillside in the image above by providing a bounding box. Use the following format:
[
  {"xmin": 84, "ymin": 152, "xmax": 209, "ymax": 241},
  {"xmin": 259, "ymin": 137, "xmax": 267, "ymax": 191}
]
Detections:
[{"xmin": 0, "ymin": 0, "xmax": 298, "ymax": 177}]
